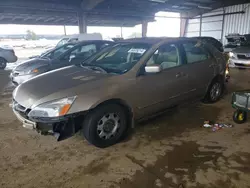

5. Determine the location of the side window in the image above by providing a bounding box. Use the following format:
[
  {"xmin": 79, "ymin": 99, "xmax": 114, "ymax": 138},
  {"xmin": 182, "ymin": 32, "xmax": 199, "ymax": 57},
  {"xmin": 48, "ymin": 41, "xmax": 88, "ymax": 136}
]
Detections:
[
  {"xmin": 183, "ymin": 42, "xmax": 211, "ymax": 64},
  {"xmin": 146, "ymin": 43, "xmax": 180, "ymax": 70},
  {"xmin": 80, "ymin": 44, "xmax": 97, "ymax": 54},
  {"xmin": 69, "ymin": 44, "xmax": 97, "ymax": 61}
]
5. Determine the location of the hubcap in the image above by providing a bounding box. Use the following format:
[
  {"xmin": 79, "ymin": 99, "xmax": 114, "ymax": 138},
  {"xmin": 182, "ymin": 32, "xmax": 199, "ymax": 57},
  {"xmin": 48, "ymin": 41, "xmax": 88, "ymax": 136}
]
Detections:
[
  {"xmin": 238, "ymin": 113, "xmax": 244, "ymax": 121},
  {"xmin": 0, "ymin": 61, "xmax": 6, "ymax": 68},
  {"xmin": 97, "ymin": 113, "xmax": 121, "ymax": 140},
  {"xmin": 210, "ymin": 83, "xmax": 221, "ymax": 101}
]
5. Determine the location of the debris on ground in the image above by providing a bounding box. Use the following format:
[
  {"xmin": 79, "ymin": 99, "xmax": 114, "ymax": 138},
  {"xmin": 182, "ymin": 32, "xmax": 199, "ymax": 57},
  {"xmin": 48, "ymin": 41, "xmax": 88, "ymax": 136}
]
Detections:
[{"xmin": 203, "ymin": 121, "xmax": 233, "ymax": 132}]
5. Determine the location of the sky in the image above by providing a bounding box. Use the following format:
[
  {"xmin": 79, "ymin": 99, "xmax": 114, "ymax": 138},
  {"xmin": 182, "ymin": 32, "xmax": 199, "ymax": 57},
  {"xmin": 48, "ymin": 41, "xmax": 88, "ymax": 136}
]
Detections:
[{"xmin": 0, "ymin": 12, "xmax": 180, "ymax": 39}]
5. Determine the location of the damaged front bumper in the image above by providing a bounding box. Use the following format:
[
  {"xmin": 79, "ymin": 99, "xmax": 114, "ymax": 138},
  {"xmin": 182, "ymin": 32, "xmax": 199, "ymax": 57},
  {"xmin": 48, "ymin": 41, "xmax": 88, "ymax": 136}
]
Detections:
[{"xmin": 12, "ymin": 102, "xmax": 83, "ymax": 141}]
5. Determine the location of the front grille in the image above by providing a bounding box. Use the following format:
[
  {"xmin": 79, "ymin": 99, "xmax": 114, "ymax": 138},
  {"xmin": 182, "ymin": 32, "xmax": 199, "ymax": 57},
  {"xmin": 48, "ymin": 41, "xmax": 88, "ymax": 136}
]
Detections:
[
  {"xmin": 237, "ymin": 54, "xmax": 250, "ymax": 60},
  {"xmin": 13, "ymin": 100, "xmax": 30, "ymax": 119},
  {"xmin": 13, "ymin": 100, "xmax": 26, "ymax": 112},
  {"xmin": 235, "ymin": 63, "xmax": 246, "ymax": 67}
]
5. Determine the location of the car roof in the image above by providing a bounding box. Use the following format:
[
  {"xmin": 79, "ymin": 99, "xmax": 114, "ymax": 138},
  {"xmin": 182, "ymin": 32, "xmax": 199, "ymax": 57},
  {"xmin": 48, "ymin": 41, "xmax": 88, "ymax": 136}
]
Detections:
[
  {"xmin": 121, "ymin": 37, "xmax": 180, "ymax": 45},
  {"xmin": 73, "ymin": 40, "xmax": 114, "ymax": 46}
]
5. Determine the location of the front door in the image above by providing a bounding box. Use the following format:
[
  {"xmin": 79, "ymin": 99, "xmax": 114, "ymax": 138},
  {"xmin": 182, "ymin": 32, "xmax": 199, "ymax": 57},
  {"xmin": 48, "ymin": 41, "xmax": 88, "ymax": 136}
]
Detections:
[{"xmin": 132, "ymin": 43, "xmax": 192, "ymax": 118}]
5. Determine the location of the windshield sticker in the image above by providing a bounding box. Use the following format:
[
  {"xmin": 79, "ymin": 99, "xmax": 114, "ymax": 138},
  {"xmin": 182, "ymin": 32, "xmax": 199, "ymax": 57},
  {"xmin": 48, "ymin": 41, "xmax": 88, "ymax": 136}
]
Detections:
[{"xmin": 128, "ymin": 48, "xmax": 146, "ymax": 54}]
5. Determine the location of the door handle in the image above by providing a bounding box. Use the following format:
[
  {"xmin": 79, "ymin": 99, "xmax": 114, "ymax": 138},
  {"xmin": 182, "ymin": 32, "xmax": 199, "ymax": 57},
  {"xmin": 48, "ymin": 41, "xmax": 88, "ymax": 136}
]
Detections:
[
  {"xmin": 209, "ymin": 64, "xmax": 215, "ymax": 68},
  {"xmin": 176, "ymin": 72, "xmax": 188, "ymax": 78},
  {"xmin": 176, "ymin": 72, "xmax": 182, "ymax": 78}
]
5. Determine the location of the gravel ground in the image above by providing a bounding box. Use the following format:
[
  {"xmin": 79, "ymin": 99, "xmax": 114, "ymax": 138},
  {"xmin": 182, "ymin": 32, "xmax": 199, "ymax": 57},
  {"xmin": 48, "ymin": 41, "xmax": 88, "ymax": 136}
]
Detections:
[{"xmin": 0, "ymin": 68, "xmax": 250, "ymax": 188}]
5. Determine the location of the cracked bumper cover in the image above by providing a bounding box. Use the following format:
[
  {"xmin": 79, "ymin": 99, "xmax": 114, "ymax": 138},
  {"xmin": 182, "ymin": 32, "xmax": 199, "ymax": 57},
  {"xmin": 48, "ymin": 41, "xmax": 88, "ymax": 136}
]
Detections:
[{"xmin": 12, "ymin": 106, "xmax": 82, "ymax": 141}]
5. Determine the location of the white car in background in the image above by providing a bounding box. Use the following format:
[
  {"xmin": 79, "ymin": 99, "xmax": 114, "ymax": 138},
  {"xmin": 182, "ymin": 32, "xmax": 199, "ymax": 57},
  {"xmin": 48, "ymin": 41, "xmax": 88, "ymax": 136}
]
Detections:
[{"xmin": 0, "ymin": 45, "xmax": 17, "ymax": 69}]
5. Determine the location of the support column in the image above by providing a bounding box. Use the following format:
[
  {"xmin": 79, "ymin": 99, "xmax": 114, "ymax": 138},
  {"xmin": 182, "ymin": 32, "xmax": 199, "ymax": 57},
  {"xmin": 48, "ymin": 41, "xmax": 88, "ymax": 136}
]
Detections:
[
  {"xmin": 180, "ymin": 13, "xmax": 188, "ymax": 37},
  {"xmin": 63, "ymin": 25, "xmax": 67, "ymax": 35},
  {"xmin": 221, "ymin": 7, "xmax": 225, "ymax": 43},
  {"xmin": 120, "ymin": 26, "xmax": 123, "ymax": 38},
  {"xmin": 78, "ymin": 12, "xmax": 87, "ymax": 34},
  {"xmin": 199, "ymin": 14, "xmax": 202, "ymax": 37},
  {"xmin": 142, "ymin": 21, "xmax": 148, "ymax": 37}
]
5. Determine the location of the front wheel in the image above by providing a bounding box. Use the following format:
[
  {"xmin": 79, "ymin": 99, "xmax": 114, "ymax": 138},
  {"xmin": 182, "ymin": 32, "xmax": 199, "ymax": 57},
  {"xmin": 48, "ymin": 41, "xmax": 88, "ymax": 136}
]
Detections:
[
  {"xmin": 82, "ymin": 104, "xmax": 128, "ymax": 148},
  {"xmin": 233, "ymin": 110, "xmax": 247, "ymax": 124},
  {"xmin": 0, "ymin": 58, "xmax": 7, "ymax": 69}
]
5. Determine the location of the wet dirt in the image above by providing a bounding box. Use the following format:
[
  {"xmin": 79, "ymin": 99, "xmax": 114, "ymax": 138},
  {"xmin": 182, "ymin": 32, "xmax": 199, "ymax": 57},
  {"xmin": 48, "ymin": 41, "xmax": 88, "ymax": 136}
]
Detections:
[{"xmin": 0, "ymin": 69, "xmax": 250, "ymax": 188}]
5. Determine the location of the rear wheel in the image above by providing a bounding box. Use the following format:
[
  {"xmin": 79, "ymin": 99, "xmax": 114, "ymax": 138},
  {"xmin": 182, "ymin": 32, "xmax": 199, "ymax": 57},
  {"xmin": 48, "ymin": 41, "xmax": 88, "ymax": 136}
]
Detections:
[
  {"xmin": 204, "ymin": 78, "xmax": 224, "ymax": 103},
  {"xmin": 82, "ymin": 104, "xmax": 128, "ymax": 148},
  {"xmin": 233, "ymin": 110, "xmax": 247, "ymax": 124},
  {"xmin": 0, "ymin": 58, "xmax": 7, "ymax": 69}
]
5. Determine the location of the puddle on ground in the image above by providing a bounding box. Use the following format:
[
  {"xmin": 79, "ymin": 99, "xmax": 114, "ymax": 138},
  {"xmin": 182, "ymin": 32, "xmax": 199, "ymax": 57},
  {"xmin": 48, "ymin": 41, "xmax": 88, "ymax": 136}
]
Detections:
[
  {"xmin": 135, "ymin": 103, "xmax": 221, "ymax": 141},
  {"xmin": 118, "ymin": 141, "xmax": 224, "ymax": 188},
  {"xmin": 117, "ymin": 141, "xmax": 250, "ymax": 188}
]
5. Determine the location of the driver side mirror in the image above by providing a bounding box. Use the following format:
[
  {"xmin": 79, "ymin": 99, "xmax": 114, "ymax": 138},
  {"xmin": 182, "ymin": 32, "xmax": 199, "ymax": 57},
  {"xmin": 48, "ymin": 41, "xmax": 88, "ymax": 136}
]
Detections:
[
  {"xmin": 145, "ymin": 65, "xmax": 162, "ymax": 73},
  {"xmin": 70, "ymin": 56, "xmax": 81, "ymax": 65}
]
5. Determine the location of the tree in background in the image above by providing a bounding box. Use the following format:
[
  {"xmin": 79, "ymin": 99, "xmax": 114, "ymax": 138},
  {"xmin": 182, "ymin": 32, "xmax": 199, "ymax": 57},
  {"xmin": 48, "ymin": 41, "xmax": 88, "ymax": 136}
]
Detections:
[{"xmin": 26, "ymin": 30, "xmax": 37, "ymax": 40}]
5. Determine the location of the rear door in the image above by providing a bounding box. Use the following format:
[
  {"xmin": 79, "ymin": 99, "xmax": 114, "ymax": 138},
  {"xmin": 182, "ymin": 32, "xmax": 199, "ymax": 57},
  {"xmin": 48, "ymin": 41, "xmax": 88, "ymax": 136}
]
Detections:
[{"xmin": 180, "ymin": 40, "xmax": 216, "ymax": 97}]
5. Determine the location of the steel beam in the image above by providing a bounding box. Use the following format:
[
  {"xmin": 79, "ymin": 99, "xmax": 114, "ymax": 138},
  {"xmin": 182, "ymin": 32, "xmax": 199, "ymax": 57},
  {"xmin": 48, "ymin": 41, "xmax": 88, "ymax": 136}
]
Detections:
[
  {"xmin": 142, "ymin": 20, "xmax": 148, "ymax": 37},
  {"xmin": 78, "ymin": 12, "xmax": 87, "ymax": 33}
]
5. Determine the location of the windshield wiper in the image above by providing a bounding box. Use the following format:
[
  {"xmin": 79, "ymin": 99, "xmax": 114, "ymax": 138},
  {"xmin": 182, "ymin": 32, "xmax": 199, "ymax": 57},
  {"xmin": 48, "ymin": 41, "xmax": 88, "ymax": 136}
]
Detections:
[{"xmin": 81, "ymin": 64, "xmax": 107, "ymax": 73}]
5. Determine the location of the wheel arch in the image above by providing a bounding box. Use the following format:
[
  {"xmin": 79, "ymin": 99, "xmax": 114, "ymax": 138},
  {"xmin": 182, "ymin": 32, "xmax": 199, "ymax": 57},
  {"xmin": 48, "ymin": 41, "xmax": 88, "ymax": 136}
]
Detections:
[
  {"xmin": 89, "ymin": 98, "xmax": 135, "ymax": 128},
  {"xmin": 206, "ymin": 74, "xmax": 225, "ymax": 93}
]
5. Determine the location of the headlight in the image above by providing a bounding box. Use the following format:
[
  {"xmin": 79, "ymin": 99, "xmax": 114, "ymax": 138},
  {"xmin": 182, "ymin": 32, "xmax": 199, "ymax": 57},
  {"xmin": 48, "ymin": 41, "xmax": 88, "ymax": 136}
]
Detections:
[
  {"xmin": 229, "ymin": 52, "xmax": 235, "ymax": 58},
  {"xmin": 28, "ymin": 96, "xmax": 76, "ymax": 118},
  {"xmin": 26, "ymin": 68, "xmax": 39, "ymax": 74},
  {"xmin": 30, "ymin": 69, "xmax": 39, "ymax": 73}
]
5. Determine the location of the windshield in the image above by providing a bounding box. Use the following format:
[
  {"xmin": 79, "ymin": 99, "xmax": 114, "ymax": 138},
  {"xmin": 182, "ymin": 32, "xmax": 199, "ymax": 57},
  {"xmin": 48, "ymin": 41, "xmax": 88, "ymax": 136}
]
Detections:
[
  {"xmin": 41, "ymin": 43, "xmax": 75, "ymax": 59},
  {"xmin": 83, "ymin": 43, "xmax": 150, "ymax": 74},
  {"xmin": 56, "ymin": 38, "xmax": 70, "ymax": 47}
]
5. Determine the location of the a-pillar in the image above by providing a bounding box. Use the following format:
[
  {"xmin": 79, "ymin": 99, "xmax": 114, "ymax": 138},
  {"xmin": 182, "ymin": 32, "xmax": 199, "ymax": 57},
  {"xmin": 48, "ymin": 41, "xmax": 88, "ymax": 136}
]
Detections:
[
  {"xmin": 78, "ymin": 12, "xmax": 87, "ymax": 33},
  {"xmin": 142, "ymin": 20, "xmax": 148, "ymax": 37}
]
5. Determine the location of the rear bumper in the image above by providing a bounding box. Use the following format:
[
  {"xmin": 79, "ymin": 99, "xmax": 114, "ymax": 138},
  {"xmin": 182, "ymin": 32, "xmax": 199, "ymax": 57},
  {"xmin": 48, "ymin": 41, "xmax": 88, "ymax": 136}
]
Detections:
[{"xmin": 229, "ymin": 59, "xmax": 250, "ymax": 68}]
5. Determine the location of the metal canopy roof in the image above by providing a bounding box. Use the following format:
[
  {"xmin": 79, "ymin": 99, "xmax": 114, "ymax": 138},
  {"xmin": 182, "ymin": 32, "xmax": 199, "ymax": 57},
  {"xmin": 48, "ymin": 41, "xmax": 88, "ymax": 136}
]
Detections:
[{"xmin": 0, "ymin": 0, "xmax": 249, "ymax": 27}]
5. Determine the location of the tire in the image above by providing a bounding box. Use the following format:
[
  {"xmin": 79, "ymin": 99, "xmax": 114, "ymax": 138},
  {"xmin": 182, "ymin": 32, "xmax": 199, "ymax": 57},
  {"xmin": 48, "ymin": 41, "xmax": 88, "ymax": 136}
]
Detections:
[
  {"xmin": 204, "ymin": 78, "xmax": 224, "ymax": 103},
  {"xmin": 82, "ymin": 104, "xmax": 128, "ymax": 148},
  {"xmin": 233, "ymin": 110, "xmax": 247, "ymax": 124},
  {"xmin": 0, "ymin": 58, "xmax": 7, "ymax": 69}
]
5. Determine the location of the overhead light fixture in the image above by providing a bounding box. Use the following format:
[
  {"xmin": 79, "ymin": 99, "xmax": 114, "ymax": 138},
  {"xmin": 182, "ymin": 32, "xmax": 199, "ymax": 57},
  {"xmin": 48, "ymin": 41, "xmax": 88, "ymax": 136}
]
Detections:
[
  {"xmin": 150, "ymin": 0, "xmax": 167, "ymax": 3},
  {"xmin": 198, "ymin": 5, "xmax": 212, "ymax": 10}
]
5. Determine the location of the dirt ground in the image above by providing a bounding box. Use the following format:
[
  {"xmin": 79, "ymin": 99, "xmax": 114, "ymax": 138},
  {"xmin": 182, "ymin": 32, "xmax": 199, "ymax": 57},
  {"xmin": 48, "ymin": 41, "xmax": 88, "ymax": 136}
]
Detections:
[{"xmin": 0, "ymin": 69, "xmax": 250, "ymax": 188}]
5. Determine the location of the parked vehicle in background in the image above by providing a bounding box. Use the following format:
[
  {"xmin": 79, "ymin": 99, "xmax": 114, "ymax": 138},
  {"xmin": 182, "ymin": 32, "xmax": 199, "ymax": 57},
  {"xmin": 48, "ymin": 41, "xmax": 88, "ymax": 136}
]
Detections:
[
  {"xmin": 29, "ymin": 33, "xmax": 103, "ymax": 59},
  {"xmin": 0, "ymin": 45, "xmax": 17, "ymax": 69},
  {"xmin": 224, "ymin": 33, "xmax": 246, "ymax": 53},
  {"xmin": 10, "ymin": 40, "xmax": 113, "ymax": 85},
  {"xmin": 228, "ymin": 34, "xmax": 250, "ymax": 68},
  {"xmin": 12, "ymin": 38, "xmax": 226, "ymax": 148},
  {"xmin": 56, "ymin": 33, "xmax": 103, "ymax": 48}
]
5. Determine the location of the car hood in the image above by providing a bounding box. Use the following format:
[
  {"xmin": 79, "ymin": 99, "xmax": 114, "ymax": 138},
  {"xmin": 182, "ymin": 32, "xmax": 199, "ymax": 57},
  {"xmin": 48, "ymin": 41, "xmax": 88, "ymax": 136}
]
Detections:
[
  {"xmin": 13, "ymin": 66, "xmax": 112, "ymax": 108},
  {"xmin": 14, "ymin": 58, "xmax": 50, "ymax": 72},
  {"xmin": 232, "ymin": 46, "xmax": 250, "ymax": 54}
]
